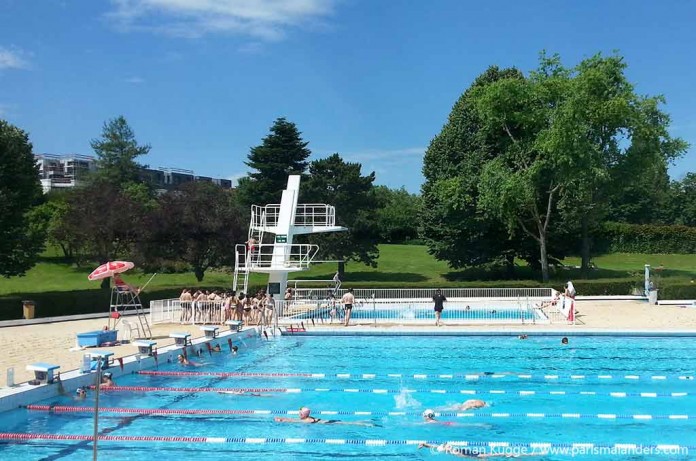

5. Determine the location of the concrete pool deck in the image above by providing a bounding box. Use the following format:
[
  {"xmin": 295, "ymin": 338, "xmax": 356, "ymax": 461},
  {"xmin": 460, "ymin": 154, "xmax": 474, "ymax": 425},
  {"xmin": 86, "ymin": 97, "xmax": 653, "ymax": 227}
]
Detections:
[{"xmin": 1, "ymin": 300, "xmax": 695, "ymax": 385}]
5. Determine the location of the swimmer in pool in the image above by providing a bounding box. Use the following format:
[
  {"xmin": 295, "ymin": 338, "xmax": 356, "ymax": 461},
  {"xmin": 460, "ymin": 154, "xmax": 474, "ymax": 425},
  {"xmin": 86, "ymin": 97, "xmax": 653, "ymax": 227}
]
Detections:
[
  {"xmin": 456, "ymin": 399, "xmax": 487, "ymax": 410},
  {"xmin": 418, "ymin": 442, "xmax": 526, "ymax": 458},
  {"xmin": 75, "ymin": 387, "xmax": 87, "ymax": 400},
  {"xmin": 274, "ymin": 406, "xmax": 376, "ymax": 426},
  {"xmin": 422, "ymin": 409, "xmax": 457, "ymax": 426}
]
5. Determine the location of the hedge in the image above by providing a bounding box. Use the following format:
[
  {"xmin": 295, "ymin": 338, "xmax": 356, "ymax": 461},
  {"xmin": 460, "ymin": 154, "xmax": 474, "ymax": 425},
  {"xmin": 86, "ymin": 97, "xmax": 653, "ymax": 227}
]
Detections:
[
  {"xmin": 4, "ymin": 280, "xmax": 694, "ymax": 321},
  {"xmin": 598, "ymin": 222, "xmax": 696, "ymax": 254}
]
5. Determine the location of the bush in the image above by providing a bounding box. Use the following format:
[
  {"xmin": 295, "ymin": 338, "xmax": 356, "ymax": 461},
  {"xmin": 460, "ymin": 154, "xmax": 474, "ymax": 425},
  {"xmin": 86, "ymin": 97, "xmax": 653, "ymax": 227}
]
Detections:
[
  {"xmin": 598, "ymin": 222, "xmax": 696, "ymax": 254},
  {"xmin": 0, "ymin": 286, "xmax": 223, "ymax": 321},
  {"xmin": 658, "ymin": 283, "xmax": 696, "ymax": 300}
]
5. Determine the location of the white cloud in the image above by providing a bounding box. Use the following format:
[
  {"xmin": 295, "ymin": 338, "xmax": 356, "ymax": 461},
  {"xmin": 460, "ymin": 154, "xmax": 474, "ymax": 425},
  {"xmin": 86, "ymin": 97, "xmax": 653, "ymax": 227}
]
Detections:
[
  {"xmin": 124, "ymin": 76, "xmax": 145, "ymax": 84},
  {"xmin": 0, "ymin": 46, "xmax": 29, "ymax": 70},
  {"xmin": 107, "ymin": 0, "xmax": 337, "ymax": 40},
  {"xmin": 338, "ymin": 147, "xmax": 426, "ymax": 163}
]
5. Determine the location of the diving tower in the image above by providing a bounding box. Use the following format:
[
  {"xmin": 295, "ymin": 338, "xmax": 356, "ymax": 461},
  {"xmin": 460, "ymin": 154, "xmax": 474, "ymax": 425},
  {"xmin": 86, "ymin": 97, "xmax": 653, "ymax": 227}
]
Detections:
[{"xmin": 232, "ymin": 175, "xmax": 347, "ymax": 296}]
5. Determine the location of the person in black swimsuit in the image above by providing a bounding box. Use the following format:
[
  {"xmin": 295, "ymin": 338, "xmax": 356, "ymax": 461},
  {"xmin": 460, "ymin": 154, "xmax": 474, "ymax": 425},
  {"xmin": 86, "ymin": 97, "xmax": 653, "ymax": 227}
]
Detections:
[
  {"xmin": 274, "ymin": 406, "xmax": 375, "ymax": 426},
  {"xmin": 433, "ymin": 288, "xmax": 447, "ymax": 326}
]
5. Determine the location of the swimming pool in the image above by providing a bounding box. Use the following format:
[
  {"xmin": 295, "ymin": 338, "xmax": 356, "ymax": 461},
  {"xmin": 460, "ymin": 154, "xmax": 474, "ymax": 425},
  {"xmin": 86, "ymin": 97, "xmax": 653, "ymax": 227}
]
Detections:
[
  {"xmin": 1, "ymin": 334, "xmax": 695, "ymax": 459},
  {"xmin": 291, "ymin": 304, "xmax": 541, "ymax": 323}
]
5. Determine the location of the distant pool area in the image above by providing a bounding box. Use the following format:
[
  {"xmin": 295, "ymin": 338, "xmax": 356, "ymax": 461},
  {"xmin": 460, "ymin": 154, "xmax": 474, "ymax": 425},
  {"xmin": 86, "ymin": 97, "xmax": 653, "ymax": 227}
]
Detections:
[
  {"xmin": 290, "ymin": 304, "xmax": 541, "ymax": 322},
  {"xmin": 2, "ymin": 330, "xmax": 696, "ymax": 460}
]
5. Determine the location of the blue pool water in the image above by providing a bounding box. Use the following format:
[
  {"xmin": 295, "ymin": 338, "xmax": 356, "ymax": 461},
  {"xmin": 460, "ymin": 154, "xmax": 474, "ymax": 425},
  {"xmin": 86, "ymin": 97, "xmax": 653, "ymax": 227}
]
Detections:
[
  {"xmin": 2, "ymin": 335, "xmax": 696, "ymax": 459},
  {"xmin": 294, "ymin": 305, "xmax": 537, "ymax": 321}
]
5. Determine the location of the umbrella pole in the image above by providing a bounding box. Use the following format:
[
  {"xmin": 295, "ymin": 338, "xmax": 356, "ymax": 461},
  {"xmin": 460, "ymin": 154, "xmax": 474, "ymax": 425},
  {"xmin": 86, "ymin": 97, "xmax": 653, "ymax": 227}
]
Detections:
[{"xmin": 139, "ymin": 273, "xmax": 158, "ymax": 292}]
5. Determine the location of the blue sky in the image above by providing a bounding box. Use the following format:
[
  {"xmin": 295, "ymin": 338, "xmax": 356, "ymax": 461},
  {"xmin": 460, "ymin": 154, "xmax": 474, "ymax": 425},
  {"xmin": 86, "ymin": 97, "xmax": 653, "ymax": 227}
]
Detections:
[{"xmin": 0, "ymin": 0, "xmax": 694, "ymax": 193}]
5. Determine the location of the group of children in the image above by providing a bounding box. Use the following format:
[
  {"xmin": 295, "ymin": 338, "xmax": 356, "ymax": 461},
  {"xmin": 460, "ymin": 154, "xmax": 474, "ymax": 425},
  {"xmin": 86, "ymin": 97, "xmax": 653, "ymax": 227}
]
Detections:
[{"xmin": 178, "ymin": 288, "xmax": 276, "ymax": 326}]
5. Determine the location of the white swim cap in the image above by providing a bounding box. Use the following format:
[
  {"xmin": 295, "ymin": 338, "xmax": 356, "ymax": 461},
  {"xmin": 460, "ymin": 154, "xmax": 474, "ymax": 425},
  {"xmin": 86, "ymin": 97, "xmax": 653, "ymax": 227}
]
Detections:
[{"xmin": 422, "ymin": 409, "xmax": 435, "ymax": 418}]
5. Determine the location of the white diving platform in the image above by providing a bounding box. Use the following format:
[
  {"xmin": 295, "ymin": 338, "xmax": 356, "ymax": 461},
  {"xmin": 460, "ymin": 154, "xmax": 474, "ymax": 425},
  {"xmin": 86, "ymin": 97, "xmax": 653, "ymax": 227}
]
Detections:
[
  {"xmin": 233, "ymin": 175, "xmax": 347, "ymax": 296},
  {"xmin": 169, "ymin": 332, "xmax": 192, "ymax": 346},
  {"xmin": 133, "ymin": 340, "xmax": 157, "ymax": 356}
]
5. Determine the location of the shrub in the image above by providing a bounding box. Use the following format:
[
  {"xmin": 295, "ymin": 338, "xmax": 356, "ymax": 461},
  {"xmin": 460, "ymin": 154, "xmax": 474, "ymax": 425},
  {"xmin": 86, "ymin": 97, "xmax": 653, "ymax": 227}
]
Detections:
[{"xmin": 598, "ymin": 222, "xmax": 696, "ymax": 254}]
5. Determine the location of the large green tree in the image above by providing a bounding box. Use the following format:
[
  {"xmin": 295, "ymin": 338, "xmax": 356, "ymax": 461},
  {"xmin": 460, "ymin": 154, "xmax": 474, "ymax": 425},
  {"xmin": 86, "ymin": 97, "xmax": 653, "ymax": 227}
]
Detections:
[
  {"xmin": 148, "ymin": 182, "xmax": 245, "ymax": 281},
  {"xmin": 236, "ymin": 117, "xmax": 311, "ymax": 210},
  {"xmin": 474, "ymin": 53, "xmax": 687, "ymax": 282},
  {"xmin": 552, "ymin": 55, "xmax": 686, "ymax": 273},
  {"xmin": 90, "ymin": 115, "xmax": 150, "ymax": 186},
  {"xmin": 374, "ymin": 186, "xmax": 422, "ymax": 243},
  {"xmin": 301, "ymin": 153, "xmax": 379, "ymax": 269},
  {"xmin": 54, "ymin": 179, "xmax": 149, "ymax": 265},
  {"xmin": 421, "ymin": 66, "xmax": 524, "ymax": 272},
  {"xmin": 0, "ymin": 120, "xmax": 43, "ymax": 277}
]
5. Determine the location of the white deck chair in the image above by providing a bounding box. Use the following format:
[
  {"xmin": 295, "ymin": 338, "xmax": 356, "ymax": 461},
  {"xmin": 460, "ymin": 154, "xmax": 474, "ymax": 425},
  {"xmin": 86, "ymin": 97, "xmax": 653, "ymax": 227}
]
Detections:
[{"xmin": 120, "ymin": 318, "xmax": 141, "ymax": 341}]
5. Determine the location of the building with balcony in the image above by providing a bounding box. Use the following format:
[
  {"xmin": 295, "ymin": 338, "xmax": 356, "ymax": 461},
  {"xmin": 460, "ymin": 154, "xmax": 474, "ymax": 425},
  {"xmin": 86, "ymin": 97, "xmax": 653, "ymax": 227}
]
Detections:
[{"xmin": 34, "ymin": 154, "xmax": 233, "ymax": 193}]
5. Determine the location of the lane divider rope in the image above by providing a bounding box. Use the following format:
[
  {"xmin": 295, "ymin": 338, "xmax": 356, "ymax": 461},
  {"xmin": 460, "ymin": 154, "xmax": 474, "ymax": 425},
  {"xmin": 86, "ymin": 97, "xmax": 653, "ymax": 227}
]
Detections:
[
  {"xmin": 0, "ymin": 432, "xmax": 693, "ymax": 452},
  {"xmin": 136, "ymin": 370, "xmax": 696, "ymax": 382},
  {"xmin": 23, "ymin": 405, "xmax": 695, "ymax": 420},
  {"xmin": 88, "ymin": 385, "xmax": 691, "ymax": 398}
]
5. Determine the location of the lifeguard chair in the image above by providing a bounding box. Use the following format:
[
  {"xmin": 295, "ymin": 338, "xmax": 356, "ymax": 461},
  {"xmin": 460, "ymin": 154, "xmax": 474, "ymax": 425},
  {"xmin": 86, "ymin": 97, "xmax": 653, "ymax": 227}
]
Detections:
[{"xmin": 109, "ymin": 277, "xmax": 151, "ymax": 339}]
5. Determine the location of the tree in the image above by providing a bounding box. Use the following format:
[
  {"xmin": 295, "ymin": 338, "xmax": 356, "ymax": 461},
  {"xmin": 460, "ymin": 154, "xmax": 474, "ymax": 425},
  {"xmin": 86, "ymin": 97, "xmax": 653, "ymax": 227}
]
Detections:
[
  {"xmin": 301, "ymin": 153, "xmax": 380, "ymax": 269},
  {"xmin": 667, "ymin": 173, "xmax": 696, "ymax": 226},
  {"xmin": 541, "ymin": 55, "xmax": 686, "ymax": 274},
  {"xmin": 90, "ymin": 115, "xmax": 150, "ymax": 186},
  {"xmin": 421, "ymin": 66, "xmax": 525, "ymax": 273},
  {"xmin": 150, "ymin": 182, "xmax": 245, "ymax": 281},
  {"xmin": 474, "ymin": 53, "xmax": 687, "ymax": 281},
  {"xmin": 55, "ymin": 179, "xmax": 149, "ymax": 265},
  {"xmin": 236, "ymin": 117, "xmax": 311, "ymax": 209},
  {"xmin": 474, "ymin": 56, "xmax": 573, "ymax": 282},
  {"xmin": 374, "ymin": 186, "xmax": 422, "ymax": 243},
  {"xmin": 0, "ymin": 120, "xmax": 43, "ymax": 277}
]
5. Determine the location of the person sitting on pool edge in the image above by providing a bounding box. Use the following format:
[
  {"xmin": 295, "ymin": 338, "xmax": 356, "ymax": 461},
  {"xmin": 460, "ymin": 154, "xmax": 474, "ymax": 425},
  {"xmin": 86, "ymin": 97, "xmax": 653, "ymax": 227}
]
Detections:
[{"xmin": 274, "ymin": 406, "xmax": 376, "ymax": 426}]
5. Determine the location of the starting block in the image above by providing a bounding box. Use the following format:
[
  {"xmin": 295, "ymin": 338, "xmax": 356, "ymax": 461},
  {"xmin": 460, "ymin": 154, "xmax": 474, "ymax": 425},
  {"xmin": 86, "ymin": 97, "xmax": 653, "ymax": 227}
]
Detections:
[
  {"xmin": 133, "ymin": 340, "xmax": 157, "ymax": 356},
  {"xmin": 169, "ymin": 332, "xmax": 192, "ymax": 347},
  {"xmin": 26, "ymin": 363, "xmax": 60, "ymax": 384},
  {"xmin": 200, "ymin": 326, "xmax": 219, "ymax": 339},
  {"xmin": 225, "ymin": 320, "xmax": 243, "ymax": 332},
  {"xmin": 87, "ymin": 351, "xmax": 114, "ymax": 370}
]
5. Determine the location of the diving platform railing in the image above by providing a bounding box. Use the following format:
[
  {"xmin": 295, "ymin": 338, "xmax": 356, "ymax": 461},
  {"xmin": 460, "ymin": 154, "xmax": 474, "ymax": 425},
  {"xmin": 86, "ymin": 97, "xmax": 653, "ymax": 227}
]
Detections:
[
  {"xmin": 234, "ymin": 243, "xmax": 319, "ymax": 272},
  {"xmin": 250, "ymin": 204, "xmax": 338, "ymax": 230}
]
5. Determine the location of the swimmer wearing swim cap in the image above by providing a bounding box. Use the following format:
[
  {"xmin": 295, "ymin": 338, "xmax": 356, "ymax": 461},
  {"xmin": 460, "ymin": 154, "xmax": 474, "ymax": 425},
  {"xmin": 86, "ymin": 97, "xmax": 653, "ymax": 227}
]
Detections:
[{"xmin": 274, "ymin": 406, "xmax": 375, "ymax": 426}]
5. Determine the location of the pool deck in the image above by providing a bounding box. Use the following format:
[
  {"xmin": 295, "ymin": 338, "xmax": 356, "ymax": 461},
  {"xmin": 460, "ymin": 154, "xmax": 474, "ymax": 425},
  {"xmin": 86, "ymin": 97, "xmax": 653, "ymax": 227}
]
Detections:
[{"xmin": 1, "ymin": 300, "xmax": 695, "ymax": 385}]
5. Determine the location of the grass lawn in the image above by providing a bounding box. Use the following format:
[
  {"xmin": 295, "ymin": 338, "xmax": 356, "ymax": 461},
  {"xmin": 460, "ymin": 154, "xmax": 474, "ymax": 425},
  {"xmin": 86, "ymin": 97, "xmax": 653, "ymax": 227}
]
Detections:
[{"xmin": 1, "ymin": 245, "xmax": 695, "ymax": 297}]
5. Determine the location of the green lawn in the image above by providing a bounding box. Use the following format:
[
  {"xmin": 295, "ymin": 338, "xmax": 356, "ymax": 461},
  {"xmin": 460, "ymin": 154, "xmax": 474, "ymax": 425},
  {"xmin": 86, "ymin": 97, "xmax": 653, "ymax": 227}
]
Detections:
[{"xmin": 1, "ymin": 245, "xmax": 694, "ymax": 296}]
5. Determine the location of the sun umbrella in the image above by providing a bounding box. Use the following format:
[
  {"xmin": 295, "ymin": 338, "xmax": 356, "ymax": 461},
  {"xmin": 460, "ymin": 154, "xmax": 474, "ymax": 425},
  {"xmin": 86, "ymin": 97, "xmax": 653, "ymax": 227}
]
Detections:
[{"xmin": 88, "ymin": 261, "xmax": 135, "ymax": 281}]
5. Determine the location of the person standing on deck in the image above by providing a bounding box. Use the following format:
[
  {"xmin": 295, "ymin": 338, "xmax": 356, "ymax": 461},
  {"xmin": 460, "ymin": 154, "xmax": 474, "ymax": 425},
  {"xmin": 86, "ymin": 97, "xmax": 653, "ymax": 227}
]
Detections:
[
  {"xmin": 433, "ymin": 288, "xmax": 447, "ymax": 326},
  {"xmin": 341, "ymin": 288, "xmax": 355, "ymax": 326}
]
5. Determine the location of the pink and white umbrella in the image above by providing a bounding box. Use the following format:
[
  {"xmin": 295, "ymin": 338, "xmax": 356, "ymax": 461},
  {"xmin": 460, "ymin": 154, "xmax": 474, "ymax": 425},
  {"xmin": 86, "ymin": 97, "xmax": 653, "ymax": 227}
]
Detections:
[{"xmin": 88, "ymin": 261, "xmax": 135, "ymax": 281}]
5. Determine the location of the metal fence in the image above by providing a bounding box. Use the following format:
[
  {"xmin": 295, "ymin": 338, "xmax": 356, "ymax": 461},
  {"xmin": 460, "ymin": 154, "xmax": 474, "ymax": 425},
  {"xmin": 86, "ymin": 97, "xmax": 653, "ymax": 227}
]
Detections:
[{"xmin": 151, "ymin": 288, "xmax": 575, "ymax": 326}]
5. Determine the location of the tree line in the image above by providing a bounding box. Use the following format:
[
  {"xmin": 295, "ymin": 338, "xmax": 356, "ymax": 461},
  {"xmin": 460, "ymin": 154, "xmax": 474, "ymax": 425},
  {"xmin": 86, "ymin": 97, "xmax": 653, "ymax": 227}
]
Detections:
[{"xmin": 1, "ymin": 51, "xmax": 692, "ymax": 283}]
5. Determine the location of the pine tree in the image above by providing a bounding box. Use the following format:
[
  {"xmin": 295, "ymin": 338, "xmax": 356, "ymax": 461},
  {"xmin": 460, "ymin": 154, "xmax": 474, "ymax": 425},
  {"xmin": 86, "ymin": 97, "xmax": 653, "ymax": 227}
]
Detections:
[{"xmin": 237, "ymin": 117, "xmax": 310, "ymax": 208}]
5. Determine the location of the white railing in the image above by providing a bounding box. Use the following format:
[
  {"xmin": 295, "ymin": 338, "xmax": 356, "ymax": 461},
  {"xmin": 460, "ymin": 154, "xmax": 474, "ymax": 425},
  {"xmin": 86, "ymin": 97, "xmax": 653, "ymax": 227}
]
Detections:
[
  {"xmin": 250, "ymin": 203, "xmax": 337, "ymax": 229},
  {"xmin": 150, "ymin": 299, "xmax": 279, "ymax": 327},
  {"xmin": 151, "ymin": 288, "xmax": 573, "ymax": 327},
  {"xmin": 234, "ymin": 243, "xmax": 319, "ymax": 270}
]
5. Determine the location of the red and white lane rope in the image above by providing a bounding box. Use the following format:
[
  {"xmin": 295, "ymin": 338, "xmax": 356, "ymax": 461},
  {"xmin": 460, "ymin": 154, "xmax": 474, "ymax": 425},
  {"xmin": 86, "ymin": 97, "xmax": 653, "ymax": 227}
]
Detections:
[
  {"xmin": 89, "ymin": 385, "xmax": 691, "ymax": 398},
  {"xmin": 24, "ymin": 405, "xmax": 695, "ymax": 420}
]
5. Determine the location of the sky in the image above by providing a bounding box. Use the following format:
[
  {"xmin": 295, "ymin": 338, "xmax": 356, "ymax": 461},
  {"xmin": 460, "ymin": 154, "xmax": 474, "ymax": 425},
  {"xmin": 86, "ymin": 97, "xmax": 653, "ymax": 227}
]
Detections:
[{"xmin": 0, "ymin": 0, "xmax": 694, "ymax": 193}]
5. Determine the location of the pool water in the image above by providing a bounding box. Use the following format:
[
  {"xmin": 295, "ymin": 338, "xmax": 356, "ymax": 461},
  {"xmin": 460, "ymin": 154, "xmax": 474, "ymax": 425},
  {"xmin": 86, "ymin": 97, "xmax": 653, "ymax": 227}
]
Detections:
[
  {"xmin": 294, "ymin": 304, "xmax": 538, "ymax": 321},
  {"xmin": 1, "ymin": 335, "xmax": 696, "ymax": 460}
]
